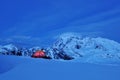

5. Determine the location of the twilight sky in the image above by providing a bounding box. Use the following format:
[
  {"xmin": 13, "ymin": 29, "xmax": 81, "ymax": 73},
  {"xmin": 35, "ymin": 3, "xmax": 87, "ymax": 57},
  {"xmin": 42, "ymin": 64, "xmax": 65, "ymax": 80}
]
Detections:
[{"xmin": 0, "ymin": 0, "xmax": 120, "ymax": 47}]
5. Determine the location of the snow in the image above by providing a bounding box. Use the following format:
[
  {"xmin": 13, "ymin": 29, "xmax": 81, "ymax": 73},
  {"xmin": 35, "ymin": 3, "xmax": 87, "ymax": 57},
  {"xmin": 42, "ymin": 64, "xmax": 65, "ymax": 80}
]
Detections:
[
  {"xmin": 0, "ymin": 0, "xmax": 120, "ymax": 80},
  {"xmin": 0, "ymin": 33, "xmax": 120, "ymax": 80},
  {"xmin": 1, "ymin": 33, "xmax": 120, "ymax": 65},
  {"xmin": 0, "ymin": 55, "xmax": 120, "ymax": 80},
  {"xmin": 0, "ymin": 44, "xmax": 42, "ymax": 56},
  {"xmin": 3, "ymin": 44, "xmax": 18, "ymax": 51},
  {"xmin": 46, "ymin": 33, "xmax": 120, "ymax": 64}
]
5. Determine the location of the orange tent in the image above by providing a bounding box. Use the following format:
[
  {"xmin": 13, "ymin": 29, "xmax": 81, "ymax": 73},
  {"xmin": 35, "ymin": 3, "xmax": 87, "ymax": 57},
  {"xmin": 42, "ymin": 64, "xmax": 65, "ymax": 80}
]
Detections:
[{"xmin": 31, "ymin": 50, "xmax": 46, "ymax": 58}]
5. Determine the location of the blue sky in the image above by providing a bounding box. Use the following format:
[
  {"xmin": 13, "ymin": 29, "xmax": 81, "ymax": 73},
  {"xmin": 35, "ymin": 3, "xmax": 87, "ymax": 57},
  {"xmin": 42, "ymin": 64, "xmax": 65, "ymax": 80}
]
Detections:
[{"xmin": 0, "ymin": 0, "xmax": 120, "ymax": 47}]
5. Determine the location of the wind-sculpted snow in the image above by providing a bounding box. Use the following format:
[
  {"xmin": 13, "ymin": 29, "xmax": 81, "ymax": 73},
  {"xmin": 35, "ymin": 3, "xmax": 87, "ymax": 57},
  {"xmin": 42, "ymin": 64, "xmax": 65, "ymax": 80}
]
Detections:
[{"xmin": 0, "ymin": 33, "xmax": 120, "ymax": 64}]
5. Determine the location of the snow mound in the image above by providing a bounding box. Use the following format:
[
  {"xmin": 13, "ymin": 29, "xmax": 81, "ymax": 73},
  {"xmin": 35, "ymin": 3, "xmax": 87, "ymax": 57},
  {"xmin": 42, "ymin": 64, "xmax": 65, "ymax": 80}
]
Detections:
[{"xmin": 47, "ymin": 33, "xmax": 120, "ymax": 64}]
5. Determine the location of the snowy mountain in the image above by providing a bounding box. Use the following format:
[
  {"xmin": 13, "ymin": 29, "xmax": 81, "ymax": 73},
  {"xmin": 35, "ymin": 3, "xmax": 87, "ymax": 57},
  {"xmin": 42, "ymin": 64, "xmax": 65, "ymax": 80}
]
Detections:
[
  {"xmin": 1, "ymin": 33, "xmax": 120, "ymax": 65},
  {"xmin": 47, "ymin": 33, "xmax": 120, "ymax": 64},
  {"xmin": 0, "ymin": 44, "xmax": 18, "ymax": 55},
  {"xmin": 0, "ymin": 44, "xmax": 41, "ymax": 57},
  {"xmin": 0, "ymin": 0, "xmax": 120, "ymax": 80}
]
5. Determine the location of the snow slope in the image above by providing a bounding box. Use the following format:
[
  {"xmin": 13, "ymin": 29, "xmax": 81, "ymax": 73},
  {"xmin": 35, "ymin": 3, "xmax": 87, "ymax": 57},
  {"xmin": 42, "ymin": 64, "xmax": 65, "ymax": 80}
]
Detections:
[{"xmin": 0, "ymin": 55, "xmax": 120, "ymax": 80}]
